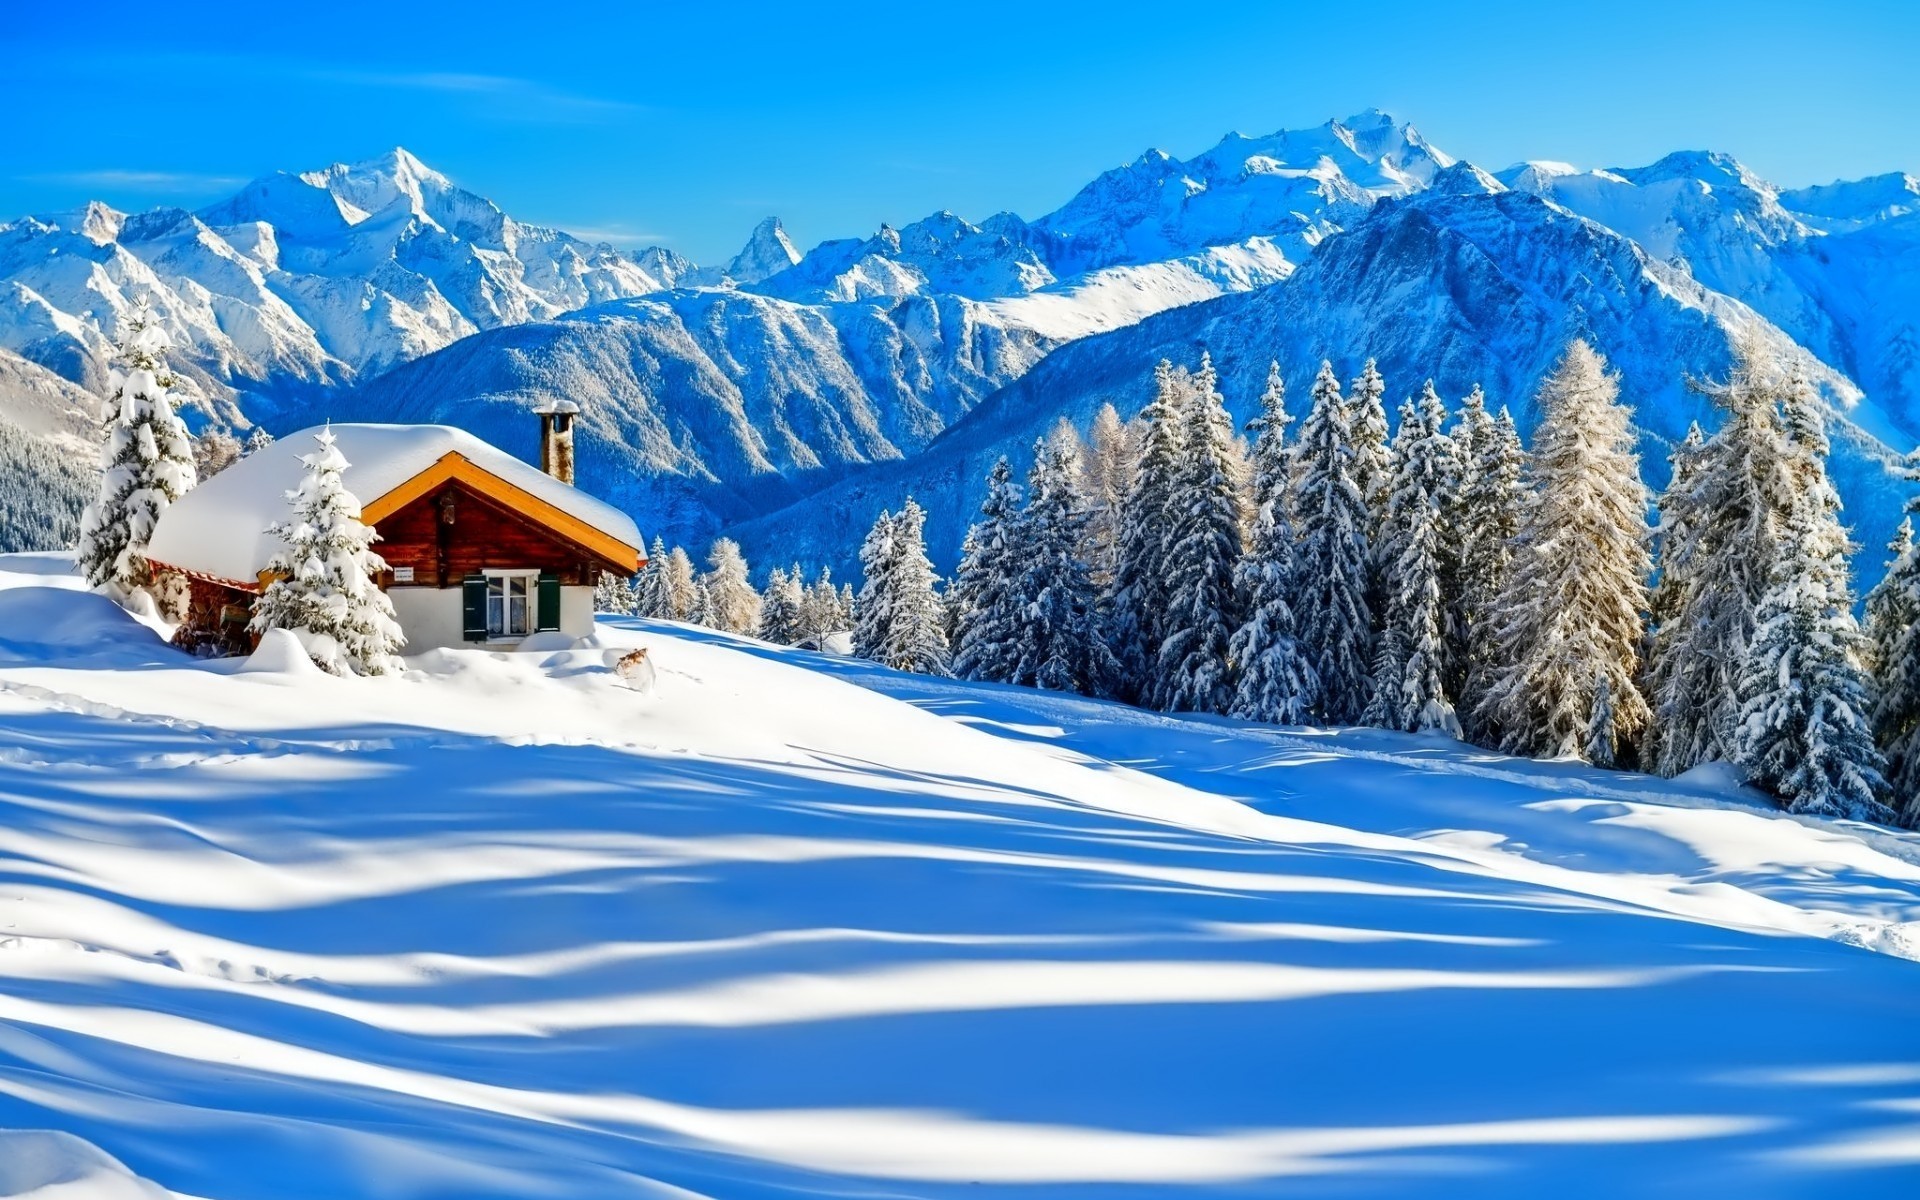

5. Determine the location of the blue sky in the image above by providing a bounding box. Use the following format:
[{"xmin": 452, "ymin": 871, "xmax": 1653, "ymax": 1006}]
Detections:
[{"xmin": 7, "ymin": 0, "xmax": 1916, "ymax": 263}]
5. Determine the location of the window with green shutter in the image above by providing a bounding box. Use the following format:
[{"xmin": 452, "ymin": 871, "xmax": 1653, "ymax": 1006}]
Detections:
[
  {"xmin": 461, "ymin": 574, "xmax": 488, "ymax": 641},
  {"xmin": 536, "ymin": 572, "xmax": 561, "ymax": 632}
]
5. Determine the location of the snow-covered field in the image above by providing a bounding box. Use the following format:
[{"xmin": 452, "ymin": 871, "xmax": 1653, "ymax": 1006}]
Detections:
[{"xmin": 0, "ymin": 550, "xmax": 1916, "ymax": 1199}]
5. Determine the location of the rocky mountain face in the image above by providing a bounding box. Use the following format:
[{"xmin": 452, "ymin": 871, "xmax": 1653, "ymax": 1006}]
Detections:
[
  {"xmin": 732, "ymin": 177, "xmax": 1914, "ymax": 579},
  {"xmin": 0, "ymin": 149, "xmax": 675, "ymax": 422},
  {"xmin": 2, "ymin": 115, "xmax": 1916, "ymax": 574}
]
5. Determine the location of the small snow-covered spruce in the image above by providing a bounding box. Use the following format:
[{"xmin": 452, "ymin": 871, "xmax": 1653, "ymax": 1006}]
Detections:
[
  {"xmin": 1360, "ymin": 631, "xmax": 1408, "ymax": 729},
  {"xmin": 1377, "ymin": 383, "xmax": 1461, "ymax": 736},
  {"xmin": 1865, "ymin": 477, "xmax": 1920, "ymax": 823},
  {"xmin": 950, "ymin": 457, "xmax": 1026, "ymax": 682},
  {"xmin": 248, "ymin": 424, "xmax": 404, "ymax": 676},
  {"xmin": 1733, "ymin": 427, "xmax": 1890, "ymax": 822},
  {"xmin": 1105, "ymin": 361, "xmax": 1187, "ymax": 703},
  {"xmin": 700, "ymin": 538, "xmax": 761, "ymax": 635},
  {"xmin": 1079, "ymin": 402, "xmax": 1136, "ymax": 592},
  {"xmin": 1585, "ymin": 671, "xmax": 1620, "ymax": 769},
  {"xmin": 799, "ymin": 566, "xmax": 846, "ymax": 646},
  {"xmin": 630, "ymin": 537, "xmax": 672, "ymax": 619},
  {"xmin": 1453, "ymin": 399, "xmax": 1525, "ymax": 730},
  {"xmin": 1011, "ymin": 422, "xmax": 1119, "ymax": 695},
  {"xmin": 243, "ymin": 427, "xmax": 275, "ymax": 457},
  {"xmin": 854, "ymin": 499, "xmax": 951, "ymax": 675},
  {"xmin": 1157, "ymin": 354, "xmax": 1243, "ymax": 714},
  {"xmin": 594, "ymin": 571, "xmax": 637, "ymax": 615},
  {"xmin": 663, "ymin": 546, "xmax": 699, "ymax": 620},
  {"xmin": 1291, "ymin": 360, "xmax": 1375, "ymax": 722},
  {"xmin": 1474, "ymin": 341, "xmax": 1650, "ymax": 760},
  {"xmin": 76, "ymin": 298, "xmax": 199, "ymax": 608},
  {"xmin": 1644, "ymin": 334, "xmax": 1794, "ymax": 776},
  {"xmin": 1230, "ymin": 361, "xmax": 1317, "ymax": 724},
  {"xmin": 757, "ymin": 565, "xmax": 807, "ymax": 644}
]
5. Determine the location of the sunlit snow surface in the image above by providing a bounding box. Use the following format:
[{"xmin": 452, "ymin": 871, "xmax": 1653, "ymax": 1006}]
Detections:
[{"xmin": 0, "ymin": 551, "xmax": 1915, "ymax": 1198}]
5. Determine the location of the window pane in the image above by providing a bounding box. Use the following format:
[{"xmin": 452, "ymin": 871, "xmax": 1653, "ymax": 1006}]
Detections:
[{"xmin": 487, "ymin": 577, "xmax": 505, "ymax": 637}]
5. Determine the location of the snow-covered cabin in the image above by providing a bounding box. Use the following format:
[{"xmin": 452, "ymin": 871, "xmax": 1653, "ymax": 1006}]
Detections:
[{"xmin": 147, "ymin": 415, "xmax": 643, "ymax": 656}]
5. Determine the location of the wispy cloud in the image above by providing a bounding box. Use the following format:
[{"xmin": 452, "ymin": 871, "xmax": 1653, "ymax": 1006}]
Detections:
[
  {"xmin": 537, "ymin": 220, "xmax": 670, "ymax": 248},
  {"xmin": 21, "ymin": 169, "xmax": 248, "ymax": 193},
  {"xmin": 296, "ymin": 65, "xmax": 641, "ymax": 124}
]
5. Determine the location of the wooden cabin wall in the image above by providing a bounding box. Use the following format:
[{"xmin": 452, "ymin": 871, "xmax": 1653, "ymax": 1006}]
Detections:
[{"xmin": 373, "ymin": 482, "xmax": 605, "ymax": 588}]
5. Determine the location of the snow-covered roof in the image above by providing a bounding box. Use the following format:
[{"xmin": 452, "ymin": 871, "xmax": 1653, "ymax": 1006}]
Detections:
[{"xmin": 148, "ymin": 423, "xmax": 643, "ymax": 585}]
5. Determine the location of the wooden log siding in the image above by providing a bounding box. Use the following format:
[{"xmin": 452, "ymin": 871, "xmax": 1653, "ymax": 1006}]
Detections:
[{"xmin": 372, "ymin": 481, "xmax": 612, "ymax": 588}]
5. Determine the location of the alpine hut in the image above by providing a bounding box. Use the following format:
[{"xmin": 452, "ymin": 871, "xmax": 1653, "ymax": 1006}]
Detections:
[{"xmin": 147, "ymin": 410, "xmax": 643, "ymax": 656}]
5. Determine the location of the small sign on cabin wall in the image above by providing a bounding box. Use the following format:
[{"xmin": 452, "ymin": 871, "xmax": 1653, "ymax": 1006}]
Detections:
[{"xmin": 392, "ymin": 567, "xmax": 415, "ymax": 583}]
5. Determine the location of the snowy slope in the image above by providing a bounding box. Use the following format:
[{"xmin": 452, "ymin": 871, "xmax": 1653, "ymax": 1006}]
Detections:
[
  {"xmin": 0, "ymin": 551, "xmax": 1916, "ymax": 1199},
  {"xmin": 733, "ymin": 181, "xmax": 1914, "ymax": 578},
  {"xmin": 0, "ymin": 350, "xmax": 99, "ymax": 553}
]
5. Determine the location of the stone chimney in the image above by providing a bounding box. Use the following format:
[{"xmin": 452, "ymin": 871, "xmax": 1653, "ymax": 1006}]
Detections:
[{"xmin": 533, "ymin": 400, "xmax": 579, "ymax": 485}]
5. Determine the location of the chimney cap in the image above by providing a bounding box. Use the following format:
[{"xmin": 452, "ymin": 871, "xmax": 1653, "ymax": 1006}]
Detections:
[{"xmin": 532, "ymin": 400, "xmax": 581, "ymax": 416}]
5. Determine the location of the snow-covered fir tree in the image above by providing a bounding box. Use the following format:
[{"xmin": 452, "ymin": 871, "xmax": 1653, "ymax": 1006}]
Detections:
[
  {"xmin": 76, "ymin": 298, "xmax": 198, "ymax": 609},
  {"xmin": 1453, "ymin": 399, "xmax": 1525, "ymax": 729},
  {"xmin": 1157, "ymin": 354, "xmax": 1243, "ymax": 713},
  {"xmin": 1079, "ymin": 402, "xmax": 1135, "ymax": 591},
  {"xmin": 1230, "ymin": 361, "xmax": 1317, "ymax": 724},
  {"xmin": 244, "ymin": 427, "xmax": 275, "ymax": 457},
  {"xmin": 853, "ymin": 500, "xmax": 950, "ymax": 675},
  {"xmin": 1106, "ymin": 361, "xmax": 1187, "ymax": 703},
  {"xmin": 663, "ymin": 546, "xmax": 699, "ymax": 620},
  {"xmin": 1348, "ymin": 358, "xmax": 1394, "ymax": 531},
  {"xmin": 1290, "ymin": 360, "xmax": 1374, "ymax": 722},
  {"xmin": 701, "ymin": 538, "xmax": 761, "ymax": 635},
  {"xmin": 799, "ymin": 566, "xmax": 846, "ymax": 646},
  {"xmin": 1376, "ymin": 383, "xmax": 1461, "ymax": 735},
  {"xmin": 630, "ymin": 537, "xmax": 672, "ymax": 619},
  {"xmin": 248, "ymin": 424, "xmax": 404, "ymax": 676},
  {"xmin": 1644, "ymin": 336, "xmax": 1794, "ymax": 776},
  {"xmin": 1011, "ymin": 422, "xmax": 1118, "ymax": 695},
  {"xmin": 1475, "ymin": 341, "xmax": 1650, "ymax": 760},
  {"xmin": 1360, "ymin": 632, "xmax": 1408, "ymax": 729},
  {"xmin": 594, "ymin": 571, "xmax": 637, "ymax": 615},
  {"xmin": 1733, "ymin": 397, "xmax": 1889, "ymax": 822},
  {"xmin": 757, "ymin": 565, "xmax": 807, "ymax": 644},
  {"xmin": 950, "ymin": 457, "xmax": 1026, "ymax": 682},
  {"xmin": 686, "ymin": 578, "xmax": 715, "ymax": 628},
  {"xmin": 1865, "ymin": 468, "xmax": 1920, "ymax": 824}
]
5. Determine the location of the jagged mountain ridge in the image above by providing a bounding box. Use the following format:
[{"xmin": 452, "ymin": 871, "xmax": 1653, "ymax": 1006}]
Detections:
[
  {"xmin": 0, "ymin": 148, "xmax": 680, "ymax": 421},
  {"xmin": 3, "ymin": 115, "xmax": 1917, "ymax": 572},
  {"xmin": 730, "ymin": 178, "xmax": 1914, "ymax": 579}
]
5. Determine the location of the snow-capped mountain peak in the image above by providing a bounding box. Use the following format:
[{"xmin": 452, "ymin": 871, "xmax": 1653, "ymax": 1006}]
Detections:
[{"xmin": 723, "ymin": 216, "xmax": 803, "ymax": 284}]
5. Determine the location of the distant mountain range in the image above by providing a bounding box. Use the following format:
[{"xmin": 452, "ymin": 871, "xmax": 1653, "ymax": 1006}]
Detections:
[{"xmin": 1, "ymin": 111, "xmax": 1915, "ymax": 574}]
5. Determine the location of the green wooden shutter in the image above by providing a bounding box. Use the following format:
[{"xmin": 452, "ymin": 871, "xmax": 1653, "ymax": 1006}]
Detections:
[
  {"xmin": 536, "ymin": 572, "xmax": 561, "ymax": 632},
  {"xmin": 461, "ymin": 574, "xmax": 488, "ymax": 641}
]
